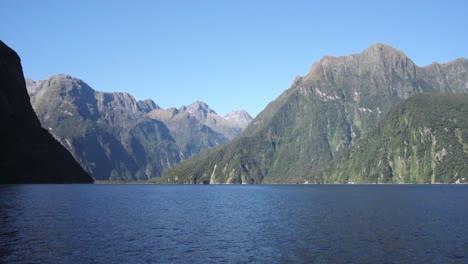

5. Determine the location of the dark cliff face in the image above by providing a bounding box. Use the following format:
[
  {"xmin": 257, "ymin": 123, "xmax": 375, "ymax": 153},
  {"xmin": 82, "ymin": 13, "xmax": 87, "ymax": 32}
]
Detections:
[{"xmin": 0, "ymin": 40, "xmax": 93, "ymax": 183}]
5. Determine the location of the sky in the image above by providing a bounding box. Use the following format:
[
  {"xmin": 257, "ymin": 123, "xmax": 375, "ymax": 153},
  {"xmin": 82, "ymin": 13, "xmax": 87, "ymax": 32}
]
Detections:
[{"xmin": 2, "ymin": 0, "xmax": 467, "ymax": 117}]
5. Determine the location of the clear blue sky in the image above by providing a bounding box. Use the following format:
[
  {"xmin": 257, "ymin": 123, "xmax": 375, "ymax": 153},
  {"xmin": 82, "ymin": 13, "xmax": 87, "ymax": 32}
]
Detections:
[{"xmin": 2, "ymin": 0, "xmax": 467, "ymax": 117}]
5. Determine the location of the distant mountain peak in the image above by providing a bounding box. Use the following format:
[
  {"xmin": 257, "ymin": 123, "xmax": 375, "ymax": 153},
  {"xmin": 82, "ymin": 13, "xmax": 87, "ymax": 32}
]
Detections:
[
  {"xmin": 182, "ymin": 101, "xmax": 217, "ymax": 121},
  {"xmin": 361, "ymin": 43, "xmax": 409, "ymax": 61},
  {"xmin": 186, "ymin": 101, "xmax": 214, "ymax": 114},
  {"xmin": 224, "ymin": 110, "xmax": 253, "ymax": 127},
  {"xmin": 366, "ymin": 43, "xmax": 399, "ymax": 52},
  {"xmin": 224, "ymin": 110, "xmax": 251, "ymax": 120},
  {"xmin": 137, "ymin": 99, "xmax": 159, "ymax": 113},
  {"xmin": 313, "ymin": 44, "xmax": 404, "ymax": 65},
  {"xmin": 50, "ymin": 73, "xmax": 74, "ymax": 79},
  {"xmin": 25, "ymin": 78, "xmax": 40, "ymax": 96},
  {"xmin": 307, "ymin": 43, "xmax": 415, "ymax": 84},
  {"xmin": 224, "ymin": 109, "xmax": 250, "ymax": 117},
  {"xmin": 189, "ymin": 100, "xmax": 209, "ymax": 108},
  {"xmin": 40, "ymin": 74, "xmax": 95, "ymax": 95}
]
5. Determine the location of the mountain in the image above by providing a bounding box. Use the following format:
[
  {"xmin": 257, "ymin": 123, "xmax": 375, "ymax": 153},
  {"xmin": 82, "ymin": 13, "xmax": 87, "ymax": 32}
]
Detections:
[
  {"xmin": 224, "ymin": 110, "xmax": 254, "ymax": 131},
  {"xmin": 184, "ymin": 102, "xmax": 252, "ymax": 140},
  {"xmin": 161, "ymin": 44, "xmax": 468, "ymax": 184},
  {"xmin": 314, "ymin": 94, "xmax": 468, "ymax": 184},
  {"xmin": 147, "ymin": 102, "xmax": 252, "ymax": 157},
  {"xmin": 0, "ymin": 40, "xmax": 93, "ymax": 183},
  {"xmin": 28, "ymin": 75, "xmax": 251, "ymax": 181}
]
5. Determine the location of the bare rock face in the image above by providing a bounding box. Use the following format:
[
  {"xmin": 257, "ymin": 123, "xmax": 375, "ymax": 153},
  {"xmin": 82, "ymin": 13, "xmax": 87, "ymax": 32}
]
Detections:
[
  {"xmin": 137, "ymin": 99, "xmax": 159, "ymax": 113},
  {"xmin": 0, "ymin": 40, "xmax": 93, "ymax": 183}
]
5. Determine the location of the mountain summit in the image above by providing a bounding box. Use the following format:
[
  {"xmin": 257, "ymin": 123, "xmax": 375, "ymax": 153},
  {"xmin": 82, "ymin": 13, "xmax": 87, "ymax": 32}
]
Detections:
[
  {"xmin": 162, "ymin": 44, "xmax": 468, "ymax": 184},
  {"xmin": 224, "ymin": 110, "xmax": 253, "ymax": 128}
]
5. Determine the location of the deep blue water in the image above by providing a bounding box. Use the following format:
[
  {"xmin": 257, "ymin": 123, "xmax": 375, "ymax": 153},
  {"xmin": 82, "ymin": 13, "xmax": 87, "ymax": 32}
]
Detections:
[{"xmin": 0, "ymin": 184, "xmax": 467, "ymax": 263}]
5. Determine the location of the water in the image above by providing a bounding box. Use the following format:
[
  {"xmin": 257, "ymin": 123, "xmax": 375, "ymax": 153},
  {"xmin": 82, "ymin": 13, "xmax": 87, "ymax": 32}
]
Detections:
[{"xmin": 0, "ymin": 184, "xmax": 467, "ymax": 263}]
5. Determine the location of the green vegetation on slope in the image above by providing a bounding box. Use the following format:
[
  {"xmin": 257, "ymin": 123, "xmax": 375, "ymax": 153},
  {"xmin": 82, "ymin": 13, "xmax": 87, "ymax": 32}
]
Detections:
[{"xmin": 313, "ymin": 94, "xmax": 468, "ymax": 184}]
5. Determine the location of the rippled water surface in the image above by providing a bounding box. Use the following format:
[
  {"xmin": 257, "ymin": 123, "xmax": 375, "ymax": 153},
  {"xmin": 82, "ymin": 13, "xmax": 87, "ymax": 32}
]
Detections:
[{"xmin": 1, "ymin": 184, "xmax": 467, "ymax": 263}]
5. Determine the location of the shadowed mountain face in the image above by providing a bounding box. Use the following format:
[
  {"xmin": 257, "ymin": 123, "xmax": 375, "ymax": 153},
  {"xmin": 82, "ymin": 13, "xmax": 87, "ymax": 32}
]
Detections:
[
  {"xmin": 28, "ymin": 75, "xmax": 252, "ymax": 181},
  {"xmin": 162, "ymin": 44, "xmax": 468, "ymax": 184},
  {"xmin": 0, "ymin": 40, "xmax": 93, "ymax": 183}
]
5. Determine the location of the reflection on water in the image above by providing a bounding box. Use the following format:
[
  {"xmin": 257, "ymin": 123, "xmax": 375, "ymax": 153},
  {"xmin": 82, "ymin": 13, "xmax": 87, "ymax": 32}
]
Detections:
[{"xmin": 0, "ymin": 184, "xmax": 467, "ymax": 263}]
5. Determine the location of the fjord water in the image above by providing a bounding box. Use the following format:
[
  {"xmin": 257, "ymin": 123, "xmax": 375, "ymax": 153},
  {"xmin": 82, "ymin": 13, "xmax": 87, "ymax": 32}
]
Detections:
[{"xmin": 1, "ymin": 185, "xmax": 467, "ymax": 263}]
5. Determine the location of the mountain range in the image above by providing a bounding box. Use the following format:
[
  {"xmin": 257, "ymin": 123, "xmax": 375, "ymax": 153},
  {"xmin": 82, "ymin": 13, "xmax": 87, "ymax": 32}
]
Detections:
[
  {"xmin": 0, "ymin": 40, "xmax": 93, "ymax": 183},
  {"xmin": 27, "ymin": 75, "xmax": 252, "ymax": 181},
  {"xmin": 161, "ymin": 44, "xmax": 468, "ymax": 184},
  {"xmin": 3, "ymin": 41, "xmax": 467, "ymax": 184}
]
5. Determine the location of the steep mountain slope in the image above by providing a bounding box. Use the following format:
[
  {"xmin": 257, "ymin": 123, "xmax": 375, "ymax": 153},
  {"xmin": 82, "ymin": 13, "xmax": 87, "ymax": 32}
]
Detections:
[
  {"xmin": 29, "ymin": 75, "xmax": 251, "ymax": 181},
  {"xmin": 0, "ymin": 40, "xmax": 93, "ymax": 183},
  {"xmin": 314, "ymin": 94, "xmax": 468, "ymax": 184},
  {"xmin": 162, "ymin": 44, "xmax": 468, "ymax": 184}
]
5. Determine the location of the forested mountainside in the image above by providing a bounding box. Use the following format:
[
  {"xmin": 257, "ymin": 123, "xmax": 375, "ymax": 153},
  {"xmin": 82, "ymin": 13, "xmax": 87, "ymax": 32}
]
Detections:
[
  {"xmin": 162, "ymin": 44, "xmax": 468, "ymax": 184},
  {"xmin": 310, "ymin": 93, "xmax": 468, "ymax": 184}
]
